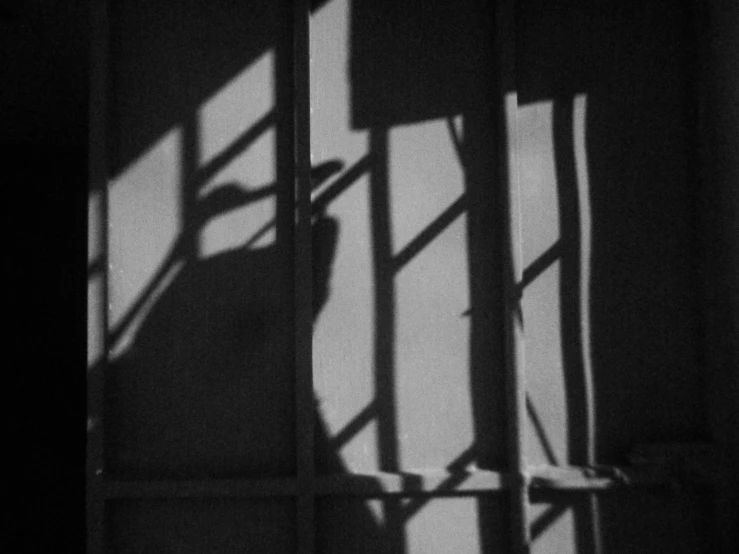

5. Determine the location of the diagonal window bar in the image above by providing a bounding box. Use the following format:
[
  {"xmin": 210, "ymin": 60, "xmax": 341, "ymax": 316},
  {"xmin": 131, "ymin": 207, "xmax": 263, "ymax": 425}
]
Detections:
[
  {"xmin": 526, "ymin": 394, "xmax": 561, "ymax": 467},
  {"xmin": 531, "ymin": 504, "xmax": 569, "ymax": 541},
  {"xmin": 446, "ymin": 115, "xmax": 467, "ymax": 169},
  {"xmin": 190, "ymin": 110, "xmax": 276, "ymax": 187},
  {"xmin": 326, "ymin": 400, "xmax": 378, "ymax": 452},
  {"xmin": 391, "ymin": 194, "xmax": 468, "ymax": 272},
  {"xmin": 398, "ymin": 444, "xmax": 478, "ymax": 522},
  {"xmin": 106, "ymin": 111, "xmax": 277, "ymax": 348},
  {"xmin": 311, "ymin": 154, "xmax": 371, "ymax": 214},
  {"xmin": 518, "ymin": 240, "xmax": 561, "ymax": 294},
  {"xmin": 243, "ymin": 154, "xmax": 369, "ymax": 250}
]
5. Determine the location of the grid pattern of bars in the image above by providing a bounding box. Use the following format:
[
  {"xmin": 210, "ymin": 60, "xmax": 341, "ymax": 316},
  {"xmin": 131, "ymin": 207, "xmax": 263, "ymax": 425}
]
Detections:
[{"xmin": 85, "ymin": 1, "xmax": 676, "ymax": 553}]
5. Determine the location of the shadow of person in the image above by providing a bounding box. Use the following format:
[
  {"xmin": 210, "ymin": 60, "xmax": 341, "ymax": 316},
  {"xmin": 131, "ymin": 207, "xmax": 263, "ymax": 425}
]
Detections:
[{"xmin": 104, "ymin": 172, "xmax": 391, "ymax": 551}]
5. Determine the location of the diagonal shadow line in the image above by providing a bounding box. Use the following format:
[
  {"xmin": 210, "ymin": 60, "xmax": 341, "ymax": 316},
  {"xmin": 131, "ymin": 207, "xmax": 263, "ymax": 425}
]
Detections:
[
  {"xmin": 327, "ymin": 400, "xmax": 378, "ymax": 451},
  {"xmin": 446, "ymin": 444, "xmax": 478, "ymax": 473},
  {"xmin": 446, "ymin": 116, "xmax": 466, "ymax": 169},
  {"xmin": 241, "ymin": 155, "xmax": 371, "ymax": 250},
  {"xmin": 108, "ymin": 241, "xmax": 184, "ymax": 347},
  {"xmin": 311, "ymin": 155, "xmax": 371, "ymax": 215},
  {"xmin": 503, "ymin": 240, "xmax": 561, "ymax": 329},
  {"xmin": 107, "ymin": 113, "xmax": 278, "ymax": 347},
  {"xmin": 190, "ymin": 110, "xmax": 276, "ymax": 189},
  {"xmin": 107, "ymin": 180, "xmax": 280, "ymax": 347},
  {"xmin": 526, "ymin": 394, "xmax": 560, "ymax": 466},
  {"xmin": 191, "ymin": 183, "xmax": 278, "ymax": 227},
  {"xmin": 392, "ymin": 194, "xmax": 467, "ymax": 272},
  {"xmin": 398, "ymin": 444, "xmax": 478, "ymax": 523},
  {"xmin": 518, "ymin": 240, "xmax": 561, "ymax": 294},
  {"xmin": 241, "ymin": 219, "xmax": 276, "ymax": 250},
  {"xmin": 531, "ymin": 503, "xmax": 569, "ymax": 541}
]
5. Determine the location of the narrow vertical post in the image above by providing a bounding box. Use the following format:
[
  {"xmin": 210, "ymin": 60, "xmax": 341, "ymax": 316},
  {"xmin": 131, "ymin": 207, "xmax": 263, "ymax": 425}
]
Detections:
[
  {"xmin": 369, "ymin": 127, "xmax": 406, "ymax": 552},
  {"xmin": 496, "ymin": 0, "xmax": 531, "ymax": 552},
  {"xmin": 87, "ymin": 1, "xmax": 109, "ymax": 552},
  {"xmin": 293, "ymin": 0, "xmax": 315, "ymax": 551},
  {"xmin": 503, "ymin": 90, "xmax": 530, "ymax": 554},
  {"xmin": 572, "ymin": 93, "xmax": 603, "ymax": 554}
]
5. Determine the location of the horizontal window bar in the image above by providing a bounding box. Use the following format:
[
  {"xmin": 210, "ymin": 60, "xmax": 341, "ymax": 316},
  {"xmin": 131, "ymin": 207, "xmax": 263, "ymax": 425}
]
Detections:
[
  {"xmin": 97, "ymin": 465, "xmax": 675, "ymax": 500},
  {"xmin": 101, "ymin": 477, "xmax": 300, "ymax": 499},
  {"xmin": 315, "ymin": 469, "xmax": 508, "ymax": 496}
]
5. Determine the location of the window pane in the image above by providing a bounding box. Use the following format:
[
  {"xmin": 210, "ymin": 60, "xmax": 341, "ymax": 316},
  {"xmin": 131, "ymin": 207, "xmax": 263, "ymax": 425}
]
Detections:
[
  {"xmin": 103, "ymin": 0, "xmax": 295, "ymax": 479},
  {"xmin": 310, "ymin": 0, "xmax": 505, "ymax": 474}
]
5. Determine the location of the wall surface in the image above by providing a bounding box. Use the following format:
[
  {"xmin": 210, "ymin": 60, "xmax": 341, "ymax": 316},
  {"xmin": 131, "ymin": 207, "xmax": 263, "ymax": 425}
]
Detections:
[
  {"xmin": 6, "ymin": 0, "xmax": 726, "ymax": 551},
  {"xmin": 311, "ymin": 1, "xmax": 505, "ymax": 551},
  {"xmin": 85, "ymin": 0, "xmax": 721, "ymax": 552}
]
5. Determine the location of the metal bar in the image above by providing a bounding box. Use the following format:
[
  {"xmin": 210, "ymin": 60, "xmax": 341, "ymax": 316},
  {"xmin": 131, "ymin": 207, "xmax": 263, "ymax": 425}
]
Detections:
[
  {"xmin": 103, "ymin": 478, "xmax": 300, "ymax": 499},
  {"xmin": 572, "ymin": 90, "xmax": 604, "ymax": 554},
  {"xmin": 496, "ymin": 0, "xmax": 531, "ymax": 551},
  {"xmin": 369, "ymin": 127, "xmax": 407, "ymax": 552},
  {"xmin": 293, "ymin": 0, "xmax": 314, "ymax": 552},
  {"xmin": 97, "ymin": 465, "xmax": 672, "ymax": 500},
  {"xmin": 526, "ymin": 395, "xmax": 561, "ymax": 466},
  {"xmin": 504, "ymin": 86, "xmax": 531, "ymax": 553},
  {"xmin": 87, "ymin": 1, "xmax": 110, "ymax": 552},
  {"xmin": 528, "ymin": 465, "xmax": 669, "ymax": 491},
  {"xmin": 531, "ymin": 504, "xmax": 569, "ymax": 541}
]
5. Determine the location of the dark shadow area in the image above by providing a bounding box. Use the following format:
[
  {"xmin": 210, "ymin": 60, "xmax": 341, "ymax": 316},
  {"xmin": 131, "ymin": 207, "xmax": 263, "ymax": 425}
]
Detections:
[
  {"xmin": 100, "ymin": 0, "xmax": 293, "ymax": 480},
  {"xmin": 518, "ymin": 0, "xmax": 706, "ymax": 460},
  {"xmin": 4, "ymin": 0, "xmax": 721, "ymax": 551},
  {"xmin": 6, "ymin": 143, "xmax": 88, "ymax": 552},
  {"xmin": 103, "ymin": 0, "xmax": 509, "ymax": 548},
  {"xmin": 75, "ymin": 2, "xmax": 379, "ymax": 552},
  {"xmin": 530, "ymin": 489, "xmax": 714, "ymax": 553},
  {"xmin": 104, "ymin": 0, "xmax": 331, "ymax": 182},
  {"xmin": 517, "ymin": 0, "xmax": 710, "ymax": 551},
  {"xmin": 70, "ymin": 0, "xmax": 717, "ymax": 551},
  {"xmin": 94, "ymin": 1, "xmax": 386, "ymax": 551},
  {"xmin": 3, "ymin": 1, "xmax": 89, "ymax": 551}
]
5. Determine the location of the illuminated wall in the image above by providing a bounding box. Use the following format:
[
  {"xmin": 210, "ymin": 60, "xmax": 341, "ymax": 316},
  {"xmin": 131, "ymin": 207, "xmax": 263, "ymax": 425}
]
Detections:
[{"xmin": 87, "ymin": 0, "xmax": 714, "ymax": 552}]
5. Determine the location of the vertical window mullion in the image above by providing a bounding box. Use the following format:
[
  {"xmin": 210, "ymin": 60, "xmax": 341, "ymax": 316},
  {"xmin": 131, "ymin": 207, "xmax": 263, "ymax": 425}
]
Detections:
[
  {"xmin": 293, "ymin": 0, "xmax": 315, "ymax": 552},
  {"xmin": 87, "ymin": 1, "xmax": 110, "ymax": 553},
  {"xmin": 497, "ymin": 0, "xmax": 531, "ymax": 552}
]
